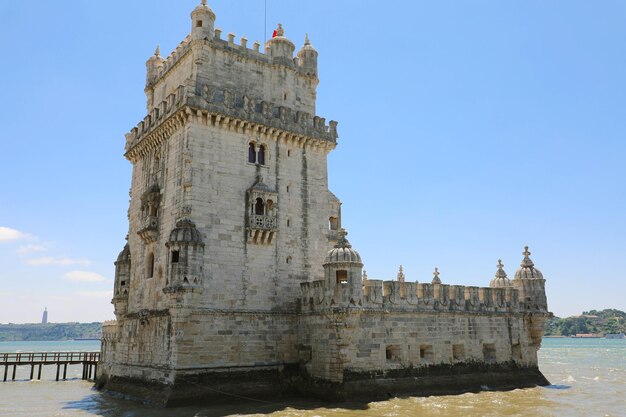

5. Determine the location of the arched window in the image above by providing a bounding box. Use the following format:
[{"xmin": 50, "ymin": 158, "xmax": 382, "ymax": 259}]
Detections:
[
  {"xmin": 147, "ymin": 252, "xmax": 154, "ymax": 278},
  {"xmin": 255, "ymin": 198, "xmax": 265, "ymax": 215},
  {"xmin": 248, "ymin": 143, "xmax": 256, "ymax": 163},
  {"xmin": 258, "ymin": 145, "xmax": 266, "ymax": 165},
  {"xmin": 266, "ymin": 199, "xmax": 273, "ymax": 214}
]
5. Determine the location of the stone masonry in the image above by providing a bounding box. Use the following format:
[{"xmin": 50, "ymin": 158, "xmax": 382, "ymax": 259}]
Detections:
[{"xmin": 99, "ymin": 1, "xmax": 551, "ymax": 406}]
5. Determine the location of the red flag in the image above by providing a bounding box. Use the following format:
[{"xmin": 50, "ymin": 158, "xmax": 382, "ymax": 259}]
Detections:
[{"xmin": 272, "ymin": 30, "xmax": 277, "ymax": 38}]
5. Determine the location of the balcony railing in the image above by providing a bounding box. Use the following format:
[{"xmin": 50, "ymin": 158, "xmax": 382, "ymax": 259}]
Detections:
[{"xmin": 249, "ymin": 215, "xmax": 277, "ymax": 230}]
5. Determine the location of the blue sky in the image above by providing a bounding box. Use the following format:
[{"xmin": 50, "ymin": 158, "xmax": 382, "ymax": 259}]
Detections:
[{"xmin": 0, "ymin": 1, "xmax": 624, "ymax": 323}]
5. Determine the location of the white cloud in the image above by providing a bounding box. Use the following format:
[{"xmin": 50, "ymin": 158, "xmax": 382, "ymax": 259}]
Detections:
[
  {"xmin": 17, "ymin": 244, "xmax": 47, "ymax": 254},
  {"xmin": 28, "ymin": 257, "xmax": 90, "ymax": 266},
  {"xmin": 64, "ymin": 270, "xmax": 108, "ymax": 282},
  {"xmin": 0, "ymin": 226, "xmax": 29, "ymax": 242},
  {"xmin": 77, "ymin": 290, "xmax": 113, "ymax": 298}
]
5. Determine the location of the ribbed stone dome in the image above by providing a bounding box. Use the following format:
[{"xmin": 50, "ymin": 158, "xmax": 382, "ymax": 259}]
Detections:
[
  {"xmin": 168, "ymin": 219, "xmax": 203, "ymax": 245},
  {"xmin": 514, "ymin": 246, "xmax": 543, "ymax": 280},
  {"xmin": 250, "ymin": 175, "xmax": 275, "ymax": 193},
  {"xmin": 324, "ymin": 229, "xmax": 362, "ymax": 265},
  {"xmin": 490, "ymin": 259, "xmax": 512, "ymax": 287},
  {"xmin": 116, "ymin": 243, "xmax": 130, "ymax": 263}
]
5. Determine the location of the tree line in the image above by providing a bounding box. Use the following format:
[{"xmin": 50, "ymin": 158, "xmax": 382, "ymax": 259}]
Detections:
[
  {"xmin": 544, "ymin": 309, "xmax": 625, "ymax": 336},
  {"xmin": 0, "ymin": 322, "xmax": 102, "ymax": 341}
]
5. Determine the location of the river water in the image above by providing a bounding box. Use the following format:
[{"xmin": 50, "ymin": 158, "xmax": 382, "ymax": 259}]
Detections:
[{"xmin": 0, "ymin": 338, "xmax": 623, "ymax": 417}]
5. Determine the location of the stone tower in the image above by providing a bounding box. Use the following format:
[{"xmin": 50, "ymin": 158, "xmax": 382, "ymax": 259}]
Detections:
[{"xmin": 101, "ymin": 1, "xmax": 341, "ymax": 404}]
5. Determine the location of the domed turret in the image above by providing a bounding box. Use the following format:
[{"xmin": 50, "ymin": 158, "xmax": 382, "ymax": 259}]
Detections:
[
  {"xmin": 265, "ymin": 24, "xmax": 295, "ymax": 66},
  {"xmin": 511, "ymin": 246, "xmax": 548, "ymax": 312},
  {"xmin": 297, "ymin": 34, "xmax": 318, "ymax": 78},
  {"xmin": 323, "ymin": 229, "xmax": 364, "ymax": 304},
  {"xmin": 324, "ymin": 229, "xmax": 362, "ymax": 265},
  {"xmin": 490, "ymin": 259, "xmax": 512, "ymax": 288},
  {"xmin": 113, "ymin": 242, "xmax": 131, "ymax": 318},
  {"xmin": 164, "ymin": 219, "xmax": 205, "ymax": 295},
  {"xmin": 514, "ymin": 246, "xmax": 543, "ymax": 280},
  {"xmin": 116, "ymin": 243, "xmax": 131, "ymax": 264},
  {"xmin": 191, "ymin": 0, "xmax": 216, "ymax": 41},
  {"xmin": 168, "ymin": 219, "xmax": 203, "ymax": 246}
]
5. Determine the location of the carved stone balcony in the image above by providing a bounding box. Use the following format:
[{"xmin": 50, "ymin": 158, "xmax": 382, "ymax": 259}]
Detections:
[
  {"xmin": 137, "ymin": 215, "xmax": 159, "ymax": 243},
  {"xmin": 249, "ymin": 215, "xmax": 277, "ymax": 230},
  {"xmin": 247, "ymin": 215, "xmax": 277, "ymax": 245}
]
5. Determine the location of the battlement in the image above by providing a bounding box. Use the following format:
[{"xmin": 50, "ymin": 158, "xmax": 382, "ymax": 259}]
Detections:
[
  {"xmin": 101, "ymin": 320, "xmax": 118, "ymax": 342},
  {"xmin": 300, "ymin": 279, "xmax": 527, "ymax": 315},
  {"xmin": 156, "ymin": 35, "xmax": 192, "ymax": 82},
  {"xmin": 125, "ymin": 82, "xmax": 337, "ymax": 160},
  {"xmin": 148, "ymin": 25, "xmax": 316, "ymax": 89}
]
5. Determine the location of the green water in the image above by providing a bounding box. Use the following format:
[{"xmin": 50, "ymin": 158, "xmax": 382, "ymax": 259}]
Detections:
[{"xmin": 0, "ymin": 338, "xmax": 624, "ymax": 417}]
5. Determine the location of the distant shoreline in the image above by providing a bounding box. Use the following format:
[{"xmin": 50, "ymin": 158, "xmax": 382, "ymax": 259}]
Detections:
[{"xmin": 0, "ymin": 322, "xmax": 102, "ymax": 342}]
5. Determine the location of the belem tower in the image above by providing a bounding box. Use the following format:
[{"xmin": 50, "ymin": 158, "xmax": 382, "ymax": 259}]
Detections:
[{"xmin": 98, "ymin": 1, "xmax": 551, "ymax": 405}]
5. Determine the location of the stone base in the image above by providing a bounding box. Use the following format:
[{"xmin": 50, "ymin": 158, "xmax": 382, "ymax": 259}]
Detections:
[
  {"xmin": 315, "ymin": 362, "xmax": 550, "ymax": 401},
  {"xmin": 96, "ymin": 364, "xmax": 301, "ymax": 407},
  {"xmin": 96, "ymin": 362, "xmax": 549, "ymax": 407}
]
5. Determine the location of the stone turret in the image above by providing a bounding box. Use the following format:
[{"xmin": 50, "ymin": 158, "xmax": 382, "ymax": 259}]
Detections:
[
  {"xmin": 112, "ymin": 243, "xmax": 130, "ymax": 318},
  {"xmin": 512, "ymin": 246, "xmax": 547, "ymax": 311},
  {"xmin": 164, "ymin": 219, "xmax": 205, "ymax": 295},
  {"xmin": 297, "ymin": 34, "xmax": 318, "ymax": 78},
  {"xmin": 266, "ymin": 24, "xmax": 296, "ymax": 67},
  {"xmin": 323, "ymin": 229, "xmax": 363, "ymax": 305},
  {"xmin": 146, "ymin": 46, "xmax": 164, "ymax": 87},
  {"xmin": 191, "ymin": 0, "xmax": 216, "ymax": 41},
  {"xmin": 490, "ymin": 259, "xmax": 512, "ymax": 288}
]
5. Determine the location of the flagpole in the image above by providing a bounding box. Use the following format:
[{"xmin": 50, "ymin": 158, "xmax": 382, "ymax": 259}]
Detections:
[{"xmin": 264, "ymin": 0, "xmax": 267, "ymax": 46}]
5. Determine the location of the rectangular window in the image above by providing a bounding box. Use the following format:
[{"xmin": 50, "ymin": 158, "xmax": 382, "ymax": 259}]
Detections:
[
  {"xmin": 511, "ymin": 343, "xmax": 522, "ymax": 361},
  {"xmin": 483, "ymin": 343, "xmax": 496, "ymax": 364},
  {"xmin": 336, "ymin": 270, "xmax": 348, "ymax": 285},
  {"xmin": 420, "ymin": 344, "xmax": 433, "ymax": 364},
  {"xmin": 452, "ymin": 344, "xmax": 465, "ymax": 362},
  {"xmin": 171, "ymin": 250, "xmax": 180, "ymax": 263},
  {"xmin": 386, "ymin": 345, "xmax": 402, "ymax": 363},
  {"xmin": 120, "ymin": 280, "xmax": 126, "ymax": 287}
]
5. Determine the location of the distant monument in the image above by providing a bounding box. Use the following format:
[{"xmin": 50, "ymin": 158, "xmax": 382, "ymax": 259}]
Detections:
[
  {"xmin": 98, "ymin": 1, "xmax": 551, "ymax": 406},
  {"xmin": 41, "ymin": 307, "xmax": 48, "ymax": 324}
]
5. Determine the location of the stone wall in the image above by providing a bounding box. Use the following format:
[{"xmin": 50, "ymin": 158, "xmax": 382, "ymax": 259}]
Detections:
[{"xmin": 298, "ymin": 310, "xmax": 539, "ymax": 383}]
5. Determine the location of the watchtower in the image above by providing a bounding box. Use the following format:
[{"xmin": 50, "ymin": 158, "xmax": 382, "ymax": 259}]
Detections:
[{"xmin": 105, "ymin": 1, "xmax": 342, "ymax": 402}]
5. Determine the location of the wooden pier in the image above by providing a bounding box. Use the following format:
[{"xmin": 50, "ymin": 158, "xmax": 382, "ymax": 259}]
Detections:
[{"xmin": 1, "ymin": 352, "xmax": 99, "ymax": 382}]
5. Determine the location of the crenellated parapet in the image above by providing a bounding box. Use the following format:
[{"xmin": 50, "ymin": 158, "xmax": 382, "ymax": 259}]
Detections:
[
  {"xmin": 101, "ymin": 320, "xmax": 119, "ymax": 343},
  {"xmin": 146, "ymin": 28, "xmax": 317, "ymax": 88},
  {"xmin": 300, "ymin": 247, "xmax": 548, "ymax": 317},
  {"xmin": 125, "ymin": 82, "xmax": 338, "ymax": 162},
  {"xmin": 302, "ymin": 279, "xmax": 522, "ymax": 315},
  {"xmin": 148, "ymin": 23, "xmax": 318, "ymax": 91}
]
